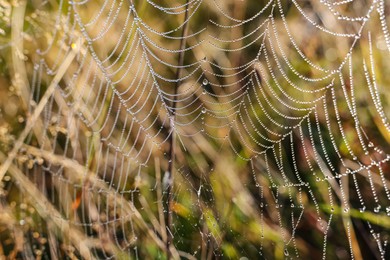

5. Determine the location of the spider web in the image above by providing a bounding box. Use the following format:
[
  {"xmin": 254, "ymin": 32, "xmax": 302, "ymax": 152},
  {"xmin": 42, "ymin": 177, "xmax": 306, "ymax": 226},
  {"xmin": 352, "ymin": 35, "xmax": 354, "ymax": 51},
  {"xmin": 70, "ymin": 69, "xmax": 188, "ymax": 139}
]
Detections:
[{"xmin": 0, "ymin": 0, "xmax": 390, "ymax": 259}]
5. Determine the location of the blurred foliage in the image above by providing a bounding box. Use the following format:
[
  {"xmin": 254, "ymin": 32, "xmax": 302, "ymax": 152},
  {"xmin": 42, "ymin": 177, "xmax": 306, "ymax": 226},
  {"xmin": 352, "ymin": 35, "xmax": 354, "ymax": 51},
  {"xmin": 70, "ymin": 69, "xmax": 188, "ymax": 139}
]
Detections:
[{"xmin": 0, "ymin": 0, "xmax": 390, "ymax": 259}]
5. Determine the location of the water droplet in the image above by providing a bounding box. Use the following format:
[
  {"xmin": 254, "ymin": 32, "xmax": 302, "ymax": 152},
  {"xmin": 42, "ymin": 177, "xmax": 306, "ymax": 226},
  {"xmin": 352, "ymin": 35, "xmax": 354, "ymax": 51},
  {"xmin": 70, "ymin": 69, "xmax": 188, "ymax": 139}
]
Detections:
[
  {"xmin": 202, "ymin": 79, "xmax": 208, "ymax": 85},
  {"xmin": 284, "ymin": 248, "xmax": 289, "ymax": 256},
  {"xmin": 201, "ymin": 107, "xmax": 207, "ymax": 114},
  {"xmin": 359, "ymin": 206, "xmax": 366, "ymax": 213},
  {"xmin": 368, "ymin": 142, "xmax": 374, "ymax": 147}
]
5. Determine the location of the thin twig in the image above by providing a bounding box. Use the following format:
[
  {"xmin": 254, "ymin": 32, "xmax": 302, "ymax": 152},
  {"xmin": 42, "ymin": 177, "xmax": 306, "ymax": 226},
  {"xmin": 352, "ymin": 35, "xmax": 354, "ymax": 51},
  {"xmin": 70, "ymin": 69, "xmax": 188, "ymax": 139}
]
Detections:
[
  {"xmin": 10, "ymin": 1, "xmax": 53, "ymax": 151},
  {"xmin": 0, "ymin": 152, "xmax": 95, "ymax": 260},
  {"xmin": 165, "ymin": 1, "xmax": 190, "ymax": 259},
  {"xmin": 22, "ymin": 144, "xmax": 181, "ymax": 259},
  {"xmin": 0, "ymin": 40, "xmax": 80, "ymax": 181}
]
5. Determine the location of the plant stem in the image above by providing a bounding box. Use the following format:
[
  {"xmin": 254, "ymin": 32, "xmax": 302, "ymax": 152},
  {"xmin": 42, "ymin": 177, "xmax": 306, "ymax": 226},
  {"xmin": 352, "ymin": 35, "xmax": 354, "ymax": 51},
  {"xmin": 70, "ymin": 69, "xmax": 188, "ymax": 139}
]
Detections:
[
  {"xmin": 0, "ymin": 40, "xmax": 79, "ymax": 182},
  {"xmin": 165, "ymin": 1, "xmax": 190, "ymax": 259}
]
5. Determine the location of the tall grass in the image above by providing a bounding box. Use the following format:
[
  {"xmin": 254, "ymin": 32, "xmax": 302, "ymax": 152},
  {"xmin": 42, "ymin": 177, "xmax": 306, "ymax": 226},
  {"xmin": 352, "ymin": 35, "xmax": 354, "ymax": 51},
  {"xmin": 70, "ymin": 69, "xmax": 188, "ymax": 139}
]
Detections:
[{"xmin": 0, "ymin": 0, "xmax": 389, "ymax": 259}]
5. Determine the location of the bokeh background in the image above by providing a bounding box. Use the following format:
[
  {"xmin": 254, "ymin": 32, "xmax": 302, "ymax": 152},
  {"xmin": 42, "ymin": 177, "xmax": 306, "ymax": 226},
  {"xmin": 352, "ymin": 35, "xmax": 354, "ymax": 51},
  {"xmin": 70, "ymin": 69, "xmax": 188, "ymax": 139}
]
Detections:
[{"xmin": 0, "ymin": 0, "xmax": 390, "ymax": 259}]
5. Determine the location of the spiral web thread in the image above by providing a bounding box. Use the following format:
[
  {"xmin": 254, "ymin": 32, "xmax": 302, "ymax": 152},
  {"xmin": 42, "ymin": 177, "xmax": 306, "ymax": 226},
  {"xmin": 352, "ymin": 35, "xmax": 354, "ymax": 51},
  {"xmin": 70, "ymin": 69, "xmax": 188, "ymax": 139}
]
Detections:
[{"xmin": 0, "ymin": 0, "xmax": 390, "ymax": 259}]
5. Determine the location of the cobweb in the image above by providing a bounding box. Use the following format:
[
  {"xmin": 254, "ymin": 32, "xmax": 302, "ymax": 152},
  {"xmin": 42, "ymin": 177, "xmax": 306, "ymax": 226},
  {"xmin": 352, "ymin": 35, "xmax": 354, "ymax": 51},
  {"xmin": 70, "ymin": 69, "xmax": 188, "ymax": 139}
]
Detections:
[{"xmin": 0, "ymin": 0, "xmax": 389, "ymax": 259}]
